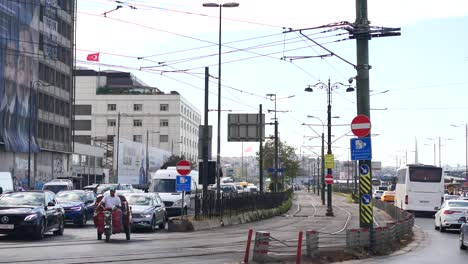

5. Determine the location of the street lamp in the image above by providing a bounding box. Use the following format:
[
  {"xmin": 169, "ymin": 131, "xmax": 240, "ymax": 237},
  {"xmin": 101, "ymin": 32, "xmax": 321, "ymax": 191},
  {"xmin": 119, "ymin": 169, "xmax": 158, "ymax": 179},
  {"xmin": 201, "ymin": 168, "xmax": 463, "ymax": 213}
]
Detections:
[
  {"xmin": 451, "ymin": 123, "xmax": 468, "ymax": 183},
  {"xmin": 305, "ymin": 79, "xmax": 351, "ymax": 216},
  {"xmin": 146, "ymin": 130, "xmax": 160, "ymax": 187},
  {"xmin": 203, "ymin": 1, "xmax": 239, "ymax": 203},
  {"xmin": 427, "ymin": 137, "xmax": 453, "ymax": 167}
]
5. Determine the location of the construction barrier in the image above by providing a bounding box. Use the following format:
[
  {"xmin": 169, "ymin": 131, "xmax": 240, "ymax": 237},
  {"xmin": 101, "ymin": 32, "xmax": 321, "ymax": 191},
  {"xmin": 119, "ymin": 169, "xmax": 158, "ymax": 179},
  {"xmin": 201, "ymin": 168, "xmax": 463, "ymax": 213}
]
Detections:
[{"xmin": 252, "ymin": 231, "xmax": 270, "ymax": 263}]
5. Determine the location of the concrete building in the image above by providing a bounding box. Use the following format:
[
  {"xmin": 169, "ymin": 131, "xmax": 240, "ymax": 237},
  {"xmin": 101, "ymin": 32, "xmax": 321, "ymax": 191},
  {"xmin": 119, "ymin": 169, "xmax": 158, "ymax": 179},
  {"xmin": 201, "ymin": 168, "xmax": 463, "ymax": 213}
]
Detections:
[
  {"xmin": 0, "ymin": 1, "xmax": 75, "ymax": 189},
  {"xmin": 71, "ymin": 143, "xmax": 106, "ymax": 189},
  {"xmin": 73, "ymin": 69, "xmax": 201, "ymax": 178}
]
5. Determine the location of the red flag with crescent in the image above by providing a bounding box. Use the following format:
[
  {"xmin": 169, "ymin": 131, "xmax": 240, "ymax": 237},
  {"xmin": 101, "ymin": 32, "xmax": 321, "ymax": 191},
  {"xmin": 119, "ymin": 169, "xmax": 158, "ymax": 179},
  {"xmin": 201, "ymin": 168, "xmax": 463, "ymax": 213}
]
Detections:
[{"xmin": 86, "ymin": 52, "xmax": 100, "ymax": 62}]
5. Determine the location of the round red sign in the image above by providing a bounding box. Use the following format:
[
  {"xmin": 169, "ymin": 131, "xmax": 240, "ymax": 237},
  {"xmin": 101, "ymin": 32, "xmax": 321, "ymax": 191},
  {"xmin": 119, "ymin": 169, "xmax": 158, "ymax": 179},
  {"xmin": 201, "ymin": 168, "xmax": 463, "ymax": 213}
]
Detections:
[
  {"xmin": 325, "ymin": 174, "xmax": 334, "ymax": 185},
  {"xmin": 176, "ymin": 160, "xmax": 191, "ymax": 176},
  {"xmin": 351, "ymin": 115, "xmax": 371, "ymax": 137}
]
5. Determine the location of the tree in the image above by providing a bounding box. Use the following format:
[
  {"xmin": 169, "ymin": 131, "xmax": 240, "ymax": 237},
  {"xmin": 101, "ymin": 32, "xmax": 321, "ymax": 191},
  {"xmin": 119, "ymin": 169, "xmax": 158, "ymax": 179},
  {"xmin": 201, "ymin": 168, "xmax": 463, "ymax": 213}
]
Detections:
[
  {"xmin": 256, "ymin": 139, "xmax": 300, "ymax": 190},
  {"xmin": 160, "ymin": 155, "xmax": 198, "ymax": 170}
]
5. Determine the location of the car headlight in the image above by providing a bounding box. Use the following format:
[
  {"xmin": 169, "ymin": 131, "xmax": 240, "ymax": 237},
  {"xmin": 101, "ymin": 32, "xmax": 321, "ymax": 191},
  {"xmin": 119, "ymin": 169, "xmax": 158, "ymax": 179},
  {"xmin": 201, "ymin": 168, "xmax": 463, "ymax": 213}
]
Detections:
[
  {"xmin": 24, "ymin": 214, "xmax": 38, "ymax": 221},
  {"xmin": 173, "ymin": 200, "xmax": 182, "ymax": 207},
  {"xmin": 70, "ymin": 206, "xmax": 82, "ymax": 211}
]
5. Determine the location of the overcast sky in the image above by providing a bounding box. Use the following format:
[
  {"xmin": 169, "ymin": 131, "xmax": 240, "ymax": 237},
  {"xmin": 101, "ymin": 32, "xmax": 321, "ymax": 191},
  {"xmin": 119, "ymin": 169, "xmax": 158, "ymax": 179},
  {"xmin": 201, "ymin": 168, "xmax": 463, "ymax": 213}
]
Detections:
[{"xmin": 76, "ymin": 0, "xmax": 468, "ymax": 169}]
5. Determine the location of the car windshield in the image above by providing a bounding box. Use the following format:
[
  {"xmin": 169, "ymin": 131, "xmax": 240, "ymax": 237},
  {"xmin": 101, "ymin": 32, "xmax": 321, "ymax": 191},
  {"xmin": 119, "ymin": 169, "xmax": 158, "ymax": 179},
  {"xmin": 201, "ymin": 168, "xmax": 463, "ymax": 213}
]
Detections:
[
  {"xmin": 126, "ymin": 195, "xmax": 151, "ymax": 206},
  {"xmin": 43, "ymin": 185, "xmax": 68, "ymax": 194},
  {"xmin": 56, "ymin": 192, "xmax": 87, "ymax": 203},
  {"xmin": 221, "ymin": 186, "xmax": 235, "ymax": 193},
  {"xmin": 152, "ymin": 179, "xmax": 175, "ymax": 193},
  {"xmin": 0, "ymin": 192, "xmax": 44, "ymax": 206},
  {"xmin": 448, "ymin": 201, "xmax": 468, "ymax": 207},
  {"xmin": 97, "ymin": 184, "xmax": 118, "ymax": 194}
]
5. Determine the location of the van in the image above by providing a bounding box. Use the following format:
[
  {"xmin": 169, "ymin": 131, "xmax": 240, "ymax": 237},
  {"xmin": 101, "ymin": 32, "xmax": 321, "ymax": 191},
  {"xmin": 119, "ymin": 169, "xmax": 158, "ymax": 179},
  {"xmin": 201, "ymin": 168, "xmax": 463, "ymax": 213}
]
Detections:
[
  {"xmin": 149, "ymin": 167, "xmax": 200, "ymax": 217},
  {"xmin": 0, "ymin": 172, "xmax": 14, "ymax": 193},
  {"xmin": 42, "ymin": 179, "xmax": 74, "ymax": 193}
]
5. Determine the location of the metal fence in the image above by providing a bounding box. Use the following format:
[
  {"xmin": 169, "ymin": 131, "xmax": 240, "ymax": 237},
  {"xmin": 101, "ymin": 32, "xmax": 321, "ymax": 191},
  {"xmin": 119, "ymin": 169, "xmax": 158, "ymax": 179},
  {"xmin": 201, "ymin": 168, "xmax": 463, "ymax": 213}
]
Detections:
[
  {"xmin": 194, "ymin": 188, "xmax": 293, "ymax": 219},
  {"xmin": 249, "ymin": 197, "xmax": 415, "ymax": 263}
]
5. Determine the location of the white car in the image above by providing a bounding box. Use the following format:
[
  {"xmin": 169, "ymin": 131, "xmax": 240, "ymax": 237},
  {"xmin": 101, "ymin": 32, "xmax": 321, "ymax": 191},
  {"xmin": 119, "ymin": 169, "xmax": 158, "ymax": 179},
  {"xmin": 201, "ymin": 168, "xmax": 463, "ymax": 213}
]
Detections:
[
  {"xmin": 373, "ymin": 190, "xmax": 384, "ymax": 199},
  {"xmin": 434, "ymin": 200, "xmax": 468, "ymax": 232}
]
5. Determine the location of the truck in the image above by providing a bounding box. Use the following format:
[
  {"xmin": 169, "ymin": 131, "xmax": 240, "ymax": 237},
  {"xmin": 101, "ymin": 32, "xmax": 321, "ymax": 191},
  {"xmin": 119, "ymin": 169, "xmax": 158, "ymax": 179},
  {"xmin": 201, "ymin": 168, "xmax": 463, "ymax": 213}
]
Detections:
[{"xmin": 149, "ymin": 167, "xmax": 200, "ymax": 217}]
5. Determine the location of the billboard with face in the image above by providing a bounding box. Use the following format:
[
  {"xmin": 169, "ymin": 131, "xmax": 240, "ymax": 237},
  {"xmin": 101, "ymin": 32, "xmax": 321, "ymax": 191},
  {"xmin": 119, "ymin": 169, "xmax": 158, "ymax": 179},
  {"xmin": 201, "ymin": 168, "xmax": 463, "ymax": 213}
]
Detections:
[{"xmin": 0, "ymin": 1, "xmax": 40, "ymax": 152}]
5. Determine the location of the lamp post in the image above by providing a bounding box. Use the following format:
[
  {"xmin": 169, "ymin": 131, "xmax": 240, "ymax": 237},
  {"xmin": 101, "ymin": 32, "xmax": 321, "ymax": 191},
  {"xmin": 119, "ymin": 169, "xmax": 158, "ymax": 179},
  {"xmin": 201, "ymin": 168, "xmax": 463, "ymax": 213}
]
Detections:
[
  {"xmin": 203, "ymin": 2, "xmax": 239, "ymax": 202},
  {"xmin": 146, "ymin": 130, "xmax": 160, "ymax": 187},
  {"xmin": 451, "ymin": 123, "xmax": 468, "ymax": 184},
  {"xmin": 305, "ymin": 79, "xmax": 350, "ymax": 216}
]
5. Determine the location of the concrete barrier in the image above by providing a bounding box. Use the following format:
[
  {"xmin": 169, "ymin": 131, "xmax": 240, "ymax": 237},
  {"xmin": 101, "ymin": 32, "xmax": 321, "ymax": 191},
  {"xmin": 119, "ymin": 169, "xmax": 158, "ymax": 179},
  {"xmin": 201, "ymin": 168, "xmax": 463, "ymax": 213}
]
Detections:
[
  {"xmin": 305, "ymin": 230, "xmax": 319, "ymax": 257},
  {"xmin": 253, "ymin": 231, "xmax": 270, "ymax": 263}
]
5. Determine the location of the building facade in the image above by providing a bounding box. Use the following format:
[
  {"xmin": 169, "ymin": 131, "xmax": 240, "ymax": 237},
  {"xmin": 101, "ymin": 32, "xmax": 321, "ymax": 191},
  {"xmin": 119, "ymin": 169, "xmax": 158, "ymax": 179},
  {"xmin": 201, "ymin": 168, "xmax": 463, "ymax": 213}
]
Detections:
[
  {"xmin": 0, "ymin": 1, "xmax": 75, "ymax": 190},
  {"xmin": 73, "ymin": 69, "xmax": 201, "ymax": 178},
  {"xmin": 71, "ymin": 143, "xmax": 106, "ymax": 189}
]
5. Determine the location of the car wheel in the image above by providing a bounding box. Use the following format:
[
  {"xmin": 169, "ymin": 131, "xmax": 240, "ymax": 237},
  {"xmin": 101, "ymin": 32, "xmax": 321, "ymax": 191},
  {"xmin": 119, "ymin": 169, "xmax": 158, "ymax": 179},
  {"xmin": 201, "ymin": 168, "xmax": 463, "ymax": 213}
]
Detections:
[
  {"xmin": 439, "ymin": 219, "xmax": 446, "ymax": 232},
  {"xmin": 434, "ymin": 219, "xmax": 440, "ymax": 230},
  {"xmin": 460, "ymin": 233, "xmax": 467, "ymax": 250},
  {"xmin": 97, "ymin": 232, "xmax": 102, "ymax": 240},
  {"xmin": 34, "ymin": 219, "xmax": 45, "ymax": 240},
  {"xmin": 158, "ymin": 216, "xmax": 166, "ymax": 230},
  {"xmin": 79, "ymin": 213, "xmax": 87, "ymax": 227},
  {"xmin": 53, "ymin": 217, "xmax": 64, "ymax": 236},
  {"xmin": 150, "ymin": 217, "xmax": 156, "ymax": 232}
]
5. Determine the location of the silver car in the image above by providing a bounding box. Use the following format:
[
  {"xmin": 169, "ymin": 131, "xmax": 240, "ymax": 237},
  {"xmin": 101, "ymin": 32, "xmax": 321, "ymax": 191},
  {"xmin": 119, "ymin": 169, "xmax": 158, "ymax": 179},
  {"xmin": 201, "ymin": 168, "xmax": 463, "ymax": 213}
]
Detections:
[
  {"xmin": 460, "ymin": 216, "xmax": 468, "ymax": 250},
  {"xmin": 125, "ymin": 193, "xmax": 166, "ymax": 232}
]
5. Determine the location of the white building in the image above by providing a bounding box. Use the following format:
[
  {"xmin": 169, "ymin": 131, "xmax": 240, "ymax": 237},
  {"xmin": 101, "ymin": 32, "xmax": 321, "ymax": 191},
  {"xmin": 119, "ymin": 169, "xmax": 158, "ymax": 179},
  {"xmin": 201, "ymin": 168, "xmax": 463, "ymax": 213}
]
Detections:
[{"xmin": 73, "ymin": 69, "xmax": 201, "ymax": 174}]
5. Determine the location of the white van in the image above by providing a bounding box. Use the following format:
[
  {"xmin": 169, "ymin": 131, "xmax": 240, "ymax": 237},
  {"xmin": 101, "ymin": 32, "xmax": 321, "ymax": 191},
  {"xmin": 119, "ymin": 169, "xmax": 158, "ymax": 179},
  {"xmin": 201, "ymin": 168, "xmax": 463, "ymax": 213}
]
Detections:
[
  {"xmin": 149, "ymin": 167, "xmax": 200, "ymax": 217},
  {"xmin": 0, "ymin": 172, "xmax": 14, "ymax": 193},
  {"xmin": 42, "ymin": 179, "xmax": 74, "ymax": 193}
]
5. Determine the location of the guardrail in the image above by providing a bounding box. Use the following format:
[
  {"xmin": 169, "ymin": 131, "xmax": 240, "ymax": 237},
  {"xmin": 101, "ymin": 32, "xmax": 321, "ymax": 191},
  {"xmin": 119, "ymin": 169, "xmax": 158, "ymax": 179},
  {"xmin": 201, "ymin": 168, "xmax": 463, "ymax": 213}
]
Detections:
[{"xmin": 248, "ymin": 198, "xmax": 415, "ymax": 263}]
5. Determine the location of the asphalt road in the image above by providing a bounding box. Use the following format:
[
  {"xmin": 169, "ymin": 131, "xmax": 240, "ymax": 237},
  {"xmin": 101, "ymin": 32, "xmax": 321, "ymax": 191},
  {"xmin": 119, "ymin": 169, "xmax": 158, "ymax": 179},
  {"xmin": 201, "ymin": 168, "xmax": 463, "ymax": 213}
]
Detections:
[
  {"xmin": 345, "ymin": 216, "xmax": 468, "ymax": 264},
  {"xmin": 0, "ymin": 192, "xmax": 393, "ymax": 264}
]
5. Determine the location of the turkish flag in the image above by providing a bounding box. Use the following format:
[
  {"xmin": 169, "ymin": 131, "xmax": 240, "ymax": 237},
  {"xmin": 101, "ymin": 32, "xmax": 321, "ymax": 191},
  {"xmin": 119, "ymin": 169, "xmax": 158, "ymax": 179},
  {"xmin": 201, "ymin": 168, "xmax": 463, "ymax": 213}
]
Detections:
[
  {"xmin": 244, "ymin": 146, "xmax": 253, "ymax": 153},
  {"xmin": 86, "ymin": 52, "xmax": 100, "ymax": 62}
]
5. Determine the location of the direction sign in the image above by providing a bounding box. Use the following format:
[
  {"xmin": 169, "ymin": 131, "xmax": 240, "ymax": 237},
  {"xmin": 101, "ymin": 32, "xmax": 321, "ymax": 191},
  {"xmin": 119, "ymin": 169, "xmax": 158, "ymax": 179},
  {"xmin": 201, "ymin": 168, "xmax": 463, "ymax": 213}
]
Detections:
[
  {"xmin": 325, "ymin": 174, "xmax": 334, "ymax": 185},
  {"xmin": 350, "ymin": 137, "xmax": 372, "ymax": 160},
  {"xmin": 351, "ymin": 115, "xmax": 371, "ymax": 137},
  {"xmin": 176, "ymin": 176, "xmax": 191, "ymax": 192},
  {"xmin": 176, "ymin": 160, "xmax": 191, "ymax": 176},
  {"xmin": 361, "ymin": 194, "xmax": 372, "ymax": 205},
  {"xmin": 359, "ymin": 164, "xmax": 370, "ymax": 176}
]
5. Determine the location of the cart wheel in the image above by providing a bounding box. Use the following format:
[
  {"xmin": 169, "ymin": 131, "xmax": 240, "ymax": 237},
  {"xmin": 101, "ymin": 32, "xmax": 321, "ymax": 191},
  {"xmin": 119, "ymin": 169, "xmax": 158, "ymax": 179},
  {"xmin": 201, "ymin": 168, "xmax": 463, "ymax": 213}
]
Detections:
[
  {"xmin": 125, "ymin": 226, "xmax": 131, "ymax": 240},
  {"xmin": 97, "ymin": 232, "xmax": 102, "ymax": 240}
]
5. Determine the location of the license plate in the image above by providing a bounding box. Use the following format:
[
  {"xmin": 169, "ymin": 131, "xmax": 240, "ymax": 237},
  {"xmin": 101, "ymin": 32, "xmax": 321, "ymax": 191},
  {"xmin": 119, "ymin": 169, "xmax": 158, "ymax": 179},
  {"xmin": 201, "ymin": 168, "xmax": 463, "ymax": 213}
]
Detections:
[
  {"xmin": 0, "ymin": 224, "xmax": 14, "ymax": 229},
  {"xmin": 419, "ymin": 200, "xmax": 429, "ymax": 203}
]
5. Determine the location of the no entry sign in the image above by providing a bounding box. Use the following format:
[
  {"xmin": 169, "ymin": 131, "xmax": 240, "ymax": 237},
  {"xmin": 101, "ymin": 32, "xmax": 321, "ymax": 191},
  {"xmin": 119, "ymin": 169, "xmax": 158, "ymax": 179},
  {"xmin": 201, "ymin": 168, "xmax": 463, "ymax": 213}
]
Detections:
[
  {"xmin": 176, "ymin": 160, "xmax": 191, "ymax": 176},
  {"xmin": 351, "ymin": 115, "xmax": 371, "ymax": 137},
  {"xmin": 325, "ymin": 174, "xmax": 334, "ymax": 185}
]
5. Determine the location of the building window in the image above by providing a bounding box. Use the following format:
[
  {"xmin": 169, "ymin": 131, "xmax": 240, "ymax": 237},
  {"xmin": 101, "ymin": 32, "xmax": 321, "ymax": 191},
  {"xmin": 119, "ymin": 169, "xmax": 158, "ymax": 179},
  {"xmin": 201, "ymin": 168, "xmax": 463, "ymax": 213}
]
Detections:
[
  {"xmin": 160, "ymin": 119, "xmax": 169, "ymax": 127},
  {"xmin": 74, "ymin": 120, "xmax": 91, "ymax": 131},
  {"xmin": 133, "ymin": 120, "xmax": 142, "ymax": 127},
  {"xmin": 160, "ymin": 135, "xmax": 168, "ymax": 143},
  {"xmin": 133, "ymin": 135, "xmax": 142, "ymax": 142},
  {"xmin": 160, "ymin": 104, "xmax": 169, "ymax": 111},
  {"xmin": 106, "ymin": 135, "xmax": 115, "ymax": 143},
  {"xmin": 134, "ymin": 104, "xmax": 142, "ymax": 111},
  {"xmin": 107, "ymin": 104, "xmax": 116, "ymax": 111},
  {"xmin": 107, "ymin": 119, "xmax": 116, "ymax": 127},
  {"xmin": 74, "ymin": 104, "xmax": 91, "ymax": 115}
]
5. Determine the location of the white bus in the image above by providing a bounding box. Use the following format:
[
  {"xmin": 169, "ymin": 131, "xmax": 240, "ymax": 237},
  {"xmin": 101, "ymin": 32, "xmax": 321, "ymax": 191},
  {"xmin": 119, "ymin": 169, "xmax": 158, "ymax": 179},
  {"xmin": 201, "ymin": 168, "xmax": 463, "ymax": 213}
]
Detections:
[{"xmin": 395, "ymin": 164, "xmax": 443, "ymax": 213}]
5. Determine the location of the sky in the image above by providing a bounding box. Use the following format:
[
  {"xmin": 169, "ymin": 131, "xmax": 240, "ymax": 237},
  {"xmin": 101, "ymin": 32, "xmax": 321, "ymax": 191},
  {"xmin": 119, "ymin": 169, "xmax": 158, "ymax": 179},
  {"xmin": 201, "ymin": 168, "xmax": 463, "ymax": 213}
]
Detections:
[{"xmin": 76, "ymin": 0, "xmax": 468, "ymax": 169}]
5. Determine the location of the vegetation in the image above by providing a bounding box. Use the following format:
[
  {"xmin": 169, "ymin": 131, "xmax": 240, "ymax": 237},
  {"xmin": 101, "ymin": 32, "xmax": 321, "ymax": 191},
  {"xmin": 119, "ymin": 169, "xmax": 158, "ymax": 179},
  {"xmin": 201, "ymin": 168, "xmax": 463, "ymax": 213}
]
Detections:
[
  {"xmin": 160, "ymin": 155, "xmax": 198, "ymax": 169},
  {"xmin": 256, "ymin": 140, "xmax": 300, "ymax": 191}
]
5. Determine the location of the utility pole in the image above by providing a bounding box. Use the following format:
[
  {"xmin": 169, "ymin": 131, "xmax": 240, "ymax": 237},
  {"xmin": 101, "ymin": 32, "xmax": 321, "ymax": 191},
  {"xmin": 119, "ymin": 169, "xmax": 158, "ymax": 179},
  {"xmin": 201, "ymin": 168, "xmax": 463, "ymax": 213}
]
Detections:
[
  {"xmin": 325, "ymin": 79, "xmax": 334, "ymax": 216},
  {"xmin": 274, "ymin": 101, "xmax": 279, "ymax": 192},
  {"xmin": 259, "ymin": 104, "xmax": 264, "ymax": 194},
  {"xmin": 115, "ymin": 112, "xmax": 121, "ymax": 183},
  {"xmin": 321, "ymin": 132, "xmax": 325, "ymax": 205},
  {"xmin": 202, "ymin": 67, "xmax": 209, "ymax": 213}
]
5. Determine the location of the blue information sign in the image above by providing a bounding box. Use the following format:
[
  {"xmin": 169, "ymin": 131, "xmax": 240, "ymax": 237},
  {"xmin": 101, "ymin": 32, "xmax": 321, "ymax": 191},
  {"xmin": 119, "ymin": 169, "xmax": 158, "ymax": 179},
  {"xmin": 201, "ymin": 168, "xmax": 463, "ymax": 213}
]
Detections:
[
  {"xmin": 359, "ymin": 164, "xmax": 370, "ymax": 175},
  {"xmin": 350, "ymin": 137, "xmax": 372, "ymax": 161},
  {"xmin": 361, "ymin": 194, "xmax": 372, "ymax": 205},
  {"xmin": 176, "ymin": 176, "xmax": 191, "ymax": 192}
]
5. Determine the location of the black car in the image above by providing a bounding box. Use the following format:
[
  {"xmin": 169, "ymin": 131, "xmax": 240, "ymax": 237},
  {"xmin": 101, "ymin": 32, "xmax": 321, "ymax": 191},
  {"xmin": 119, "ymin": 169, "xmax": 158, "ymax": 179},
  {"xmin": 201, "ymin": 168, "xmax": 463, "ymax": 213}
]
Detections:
[{"xmin": 0, "ymin": 191, "xmax": 65, "ymax": 239}]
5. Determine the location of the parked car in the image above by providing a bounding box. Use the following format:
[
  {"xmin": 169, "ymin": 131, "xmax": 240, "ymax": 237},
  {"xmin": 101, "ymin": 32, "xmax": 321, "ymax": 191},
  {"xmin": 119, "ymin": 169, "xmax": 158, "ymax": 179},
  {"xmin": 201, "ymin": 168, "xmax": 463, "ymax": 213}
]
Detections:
[
  {"xmin": 381, "ymin": 191, "xmax": 395, "ymax": 202},
  {"xmin": 42, "ymin": 179, "xmax": 74, "ymax": 194},
  {"xmin": 220, "ymin": 184, "xmax": 237, "ymax": 195},
  {"xmin": 434, "ymin": 200, "xmax": 468, "ymax": 232},
  {"xmin": 444, "ymin": 194, "xmax": 460, "ymax": 201},
  {"xmin": 56, "ymin": 190, "xmax": 96, "ymax": 226},
  {"xmin": 459, "ymin": 216, "xmax": 468, "ymax": 250},
  {"xmin": 125, "ymin": 193, "xmax": 166, "ymax": 232},
  {"xmin": 245, "ymin": 185, "xmax": 259, "ymax": 193},
  {"xmin": 0, "ymin": 191, "xmax": 64, "ymax": 239},
  {"xmin": 373, "ymin": 190, "xmax": 384, "ymax": 200}
]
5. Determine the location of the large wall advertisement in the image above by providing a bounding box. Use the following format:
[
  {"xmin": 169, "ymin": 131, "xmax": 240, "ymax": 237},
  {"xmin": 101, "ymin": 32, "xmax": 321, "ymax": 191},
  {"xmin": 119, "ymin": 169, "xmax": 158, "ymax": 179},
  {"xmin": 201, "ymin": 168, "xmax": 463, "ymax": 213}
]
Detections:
[
  {"xmin": 116, "ymin": 138, "xmax": 171, "ymax": 185},
  {"xmin": 0, "ymin": 1, "xmax": 40, "ymax": 153}
]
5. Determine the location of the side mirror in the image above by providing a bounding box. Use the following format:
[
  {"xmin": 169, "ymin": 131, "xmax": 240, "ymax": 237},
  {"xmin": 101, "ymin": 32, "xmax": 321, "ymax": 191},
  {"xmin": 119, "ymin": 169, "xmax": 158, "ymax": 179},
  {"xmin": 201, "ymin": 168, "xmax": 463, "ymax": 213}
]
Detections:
[
  {"xmin": 434, "ymin": 207, "xmax": 440, "ymax": 211},
  {"xmin": 47, "ymin": 201, "xmax": 56, "ymax": 207},
  {"xmin": 155, "ymin": 204, "xmax": 161, "ymax": 208},
  {"xmin": 458, "ymin": 216, "xmax": 467, "ymax": 223}
]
